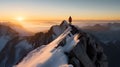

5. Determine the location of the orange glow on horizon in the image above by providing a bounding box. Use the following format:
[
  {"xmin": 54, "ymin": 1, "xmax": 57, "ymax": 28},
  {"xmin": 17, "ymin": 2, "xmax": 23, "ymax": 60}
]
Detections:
[{"xmin": 0, "ymin": 15, "xmax": 120, "ymax": 22}]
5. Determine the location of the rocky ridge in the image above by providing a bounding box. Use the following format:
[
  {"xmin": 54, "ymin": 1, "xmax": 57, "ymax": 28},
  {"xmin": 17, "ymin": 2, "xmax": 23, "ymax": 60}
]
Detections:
[{"xmin": 0, "ymin": 20, "xmax": 108, "ymax": 67}]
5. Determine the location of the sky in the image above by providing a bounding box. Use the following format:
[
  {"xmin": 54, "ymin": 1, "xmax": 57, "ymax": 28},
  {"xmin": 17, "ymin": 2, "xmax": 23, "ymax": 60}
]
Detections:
[
  {"xmin": 0, "ymin": 0, "xmax": 120, "ymax": 21},
  {"xmin": 0, "ymin": 0, "xmax": 120, "ymax": 32}
]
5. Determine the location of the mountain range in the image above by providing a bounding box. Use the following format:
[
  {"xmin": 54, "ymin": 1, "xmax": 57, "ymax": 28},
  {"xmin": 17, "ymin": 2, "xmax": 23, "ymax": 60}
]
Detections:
[{"xmin": 0, "ymin": 20, "xmax": 113, "ymax": 67}]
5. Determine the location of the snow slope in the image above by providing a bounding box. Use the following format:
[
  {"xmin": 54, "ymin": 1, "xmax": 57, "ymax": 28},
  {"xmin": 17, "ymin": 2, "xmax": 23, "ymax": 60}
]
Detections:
[
  {"xmin": 0, "ymin": 36, "xmax": 10, "ymax": 51},
  {"xmin": 0, "ymin": 20, "xmax": 107, "ymax": 67},
  {"xmin": 16, "ymin": 27, "xmax": 80, "ymax": 67}
]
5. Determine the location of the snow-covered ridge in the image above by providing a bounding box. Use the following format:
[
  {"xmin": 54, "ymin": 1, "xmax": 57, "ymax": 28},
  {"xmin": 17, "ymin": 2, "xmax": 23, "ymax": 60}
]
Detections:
[
  {"xmin": 0, "ymin": 20, "xmax": 108, "ymax": 67},
  {"xmin": 16, "ymin": 27, "xmax": 80, "ymax": 67}
]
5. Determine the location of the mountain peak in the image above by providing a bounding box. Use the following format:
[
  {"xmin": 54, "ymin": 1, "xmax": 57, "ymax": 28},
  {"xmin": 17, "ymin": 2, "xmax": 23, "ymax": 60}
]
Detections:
[
  {"xmin": 0, "ymin": 24, "xmax": 18, "ymax": 36},
  {"xmin": 60, "ymin": 20, "xmax": 69, "ymax": 27},
  {"xmin": 0, "ymin": 20, "xmax": 108, "ymax": 67}
]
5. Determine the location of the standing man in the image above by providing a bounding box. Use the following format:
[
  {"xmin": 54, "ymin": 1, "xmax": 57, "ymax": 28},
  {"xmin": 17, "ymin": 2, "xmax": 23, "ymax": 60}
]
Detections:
[{"xmin": 68, "ymin": 16, "xmax": 72, "ymax": 25}]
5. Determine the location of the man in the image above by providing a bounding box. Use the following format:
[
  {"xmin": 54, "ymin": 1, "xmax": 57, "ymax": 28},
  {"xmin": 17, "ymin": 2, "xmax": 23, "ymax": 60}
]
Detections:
[{"xmin": 68, "ymin": 16, "xmax": 72, "ymax": 25}]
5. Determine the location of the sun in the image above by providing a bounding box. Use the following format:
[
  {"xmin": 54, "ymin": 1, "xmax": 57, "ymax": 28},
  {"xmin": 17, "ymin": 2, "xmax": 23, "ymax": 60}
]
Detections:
[{"xmin": 16, "ymin": 17, "xmax": 24, "ymax": 21}]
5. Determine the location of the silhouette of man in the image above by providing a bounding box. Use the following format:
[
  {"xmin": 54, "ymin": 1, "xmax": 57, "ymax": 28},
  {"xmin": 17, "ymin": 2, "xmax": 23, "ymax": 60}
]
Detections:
[{"xmin": 68, "ymin": 16, "xmax": 72, "ymax": 25}]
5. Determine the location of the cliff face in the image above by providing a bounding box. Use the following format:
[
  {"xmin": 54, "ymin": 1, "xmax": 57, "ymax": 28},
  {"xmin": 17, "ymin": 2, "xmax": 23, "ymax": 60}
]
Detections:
[
  {"xmin": 0, "ymin": 20, "xmax": 108, "ymax": 67},
  {"xmin": 69, "ymin": 27, "xmax": 108, "ymax": 67}
]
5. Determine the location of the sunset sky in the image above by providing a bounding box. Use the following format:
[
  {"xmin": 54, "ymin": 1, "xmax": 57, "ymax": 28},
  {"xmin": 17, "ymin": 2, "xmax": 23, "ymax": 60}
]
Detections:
[{"xmin": 0, "ymin": 0, "xmax": 120, "ymax": 21}]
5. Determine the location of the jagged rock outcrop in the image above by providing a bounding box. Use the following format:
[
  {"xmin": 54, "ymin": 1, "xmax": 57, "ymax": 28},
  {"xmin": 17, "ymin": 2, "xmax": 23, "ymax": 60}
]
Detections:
[
  {"xmin": 69, "ymin": 28, "xmax": 108, "ymax": 67},
  {"xmin": 0, "ymin": 20, "xmax": 108, "ymax": 67}
]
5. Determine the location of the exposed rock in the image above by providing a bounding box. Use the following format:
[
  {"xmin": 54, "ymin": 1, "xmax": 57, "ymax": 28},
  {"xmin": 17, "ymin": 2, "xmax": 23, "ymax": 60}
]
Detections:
[
  {"xmin": 69, "ymin": 25, "xmax": 108, "ymax": 67},
  {"xmin": 0, "ymin": 20, "xmax": 108, "ymax": 67}
]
